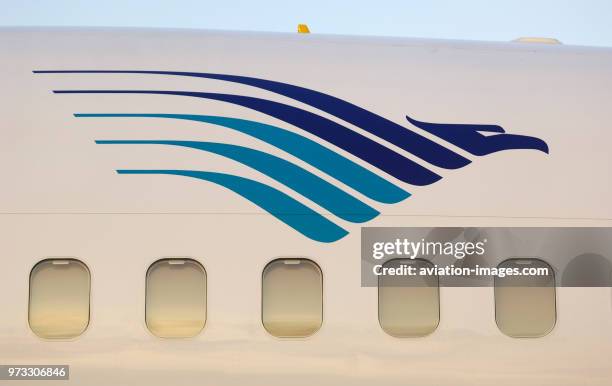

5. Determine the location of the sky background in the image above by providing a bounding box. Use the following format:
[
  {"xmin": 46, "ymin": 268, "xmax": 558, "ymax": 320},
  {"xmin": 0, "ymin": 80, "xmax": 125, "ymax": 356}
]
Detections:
[{"xmin": 1, "ymin": 0, "xmax": 611, "ymax": 47}]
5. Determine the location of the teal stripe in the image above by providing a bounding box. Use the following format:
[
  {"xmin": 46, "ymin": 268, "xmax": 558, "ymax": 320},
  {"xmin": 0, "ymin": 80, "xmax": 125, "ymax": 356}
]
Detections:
[
  {"xmin": 97, "ymin": 140, "xmax": 379, "ymax": 223},
  {"xmin": 117, "ymin": 170, "xmax": 348, "ymax": 243},
  {"xmin": 76, "ymin": 113, "xmax": 410, "ymax": 204}
]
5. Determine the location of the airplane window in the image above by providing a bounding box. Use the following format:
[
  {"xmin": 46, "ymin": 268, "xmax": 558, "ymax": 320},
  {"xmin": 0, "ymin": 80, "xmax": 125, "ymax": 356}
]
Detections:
[
  {"xmin": 29, "ymin": 259, "xmax": 91, "ymax": 339},
  {"xmin": 262, "ymin": 258, "xmax": 323, "ymax": 337},
  {"xmin": 378, "ymin": 259, "xmax": 440, "ymax": 337},
  {"xmin": 145, "ymin": 259, "xmax": 207, "ymax": 338},
  {"xmin": 495, "ymin": 258, "xmax": 556, "ymax": 338}
]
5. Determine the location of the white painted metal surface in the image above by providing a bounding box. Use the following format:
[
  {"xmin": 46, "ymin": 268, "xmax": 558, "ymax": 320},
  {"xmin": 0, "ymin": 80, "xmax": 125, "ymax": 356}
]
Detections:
[{"xmin": 1, "ymin": 27, "xmax": 611, "ymax": 385}]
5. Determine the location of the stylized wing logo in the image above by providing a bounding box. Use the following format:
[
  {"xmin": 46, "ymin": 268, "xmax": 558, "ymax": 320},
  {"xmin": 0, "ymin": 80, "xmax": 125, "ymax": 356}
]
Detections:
[{"xmin": 35, "ymin": 70, "xmax": 549, "ymax": 242}]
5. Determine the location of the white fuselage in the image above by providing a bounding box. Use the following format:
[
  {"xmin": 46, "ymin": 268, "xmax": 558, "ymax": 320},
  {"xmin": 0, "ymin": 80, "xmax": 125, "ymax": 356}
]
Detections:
[{"xmin": 1, "ymin": 27, "xmax": 611, "ymax": 385}]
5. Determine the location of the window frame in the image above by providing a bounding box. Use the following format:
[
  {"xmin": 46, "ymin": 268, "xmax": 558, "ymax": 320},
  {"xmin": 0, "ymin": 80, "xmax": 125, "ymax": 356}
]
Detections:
[
  {"xmin": 145, "ymin": 258, "xmax": 208, "ymax": 339},
  {"xmin": 261, "ymin": 257, "xmax": 324, "ymax": 338},
  {"xmin": 494, "ymin": 257, "xmax": 557, "ymax": 338},
  {"xmin": 28, "ymin": 258, "xmax": 91, "ymax": 340},
  {"xmin": 377, "ymin": 258, "xmax": 440, "ymax": 338}
]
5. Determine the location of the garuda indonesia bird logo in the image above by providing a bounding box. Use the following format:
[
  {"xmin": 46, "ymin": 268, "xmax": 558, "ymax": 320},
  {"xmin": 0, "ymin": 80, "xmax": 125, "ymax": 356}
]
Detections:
[{"xmin": 35, "ymin": 70, "xmax": 549, "ymax": 242}]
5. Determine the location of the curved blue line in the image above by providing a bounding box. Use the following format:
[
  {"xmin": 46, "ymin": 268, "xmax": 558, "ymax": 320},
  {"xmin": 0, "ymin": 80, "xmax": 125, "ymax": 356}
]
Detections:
[
  {"xmin": 76, "ymin": 114, "xmax": 410, "ymax": 204},
  {"xmin": 97, "ymin": 140, "xmax": 379, "ymax": 223},
  {"xmin": 35, "ymin": 70, "xmax": 471, "ymax": 169},
  {"xmin": 405, "ymin": 115, "xmax": 549, "ymax": 155},
  {"xmin": 55, "ymin": 90, "xmax": 442, "ymax": 186},
  {"xmin": 115, "ymin": 170, "xmax": 348, "ymax": 243}
]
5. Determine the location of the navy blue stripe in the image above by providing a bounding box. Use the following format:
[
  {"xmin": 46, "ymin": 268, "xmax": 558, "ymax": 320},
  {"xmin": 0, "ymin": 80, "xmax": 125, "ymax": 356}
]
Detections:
[
  {"xmin": 36, "ymin": 71, "xmax": 550, "ymax": 159},
  {"xmin": 54, "ymin": 90, "xmax": 442, "ymax": 186},
  {"xmin": 405, "ymin": 115, "xmax": 549, "ymax": 155},
  {"xmin": 34, "ymin": 70, "xmax": 471, "ymax": 169}
]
